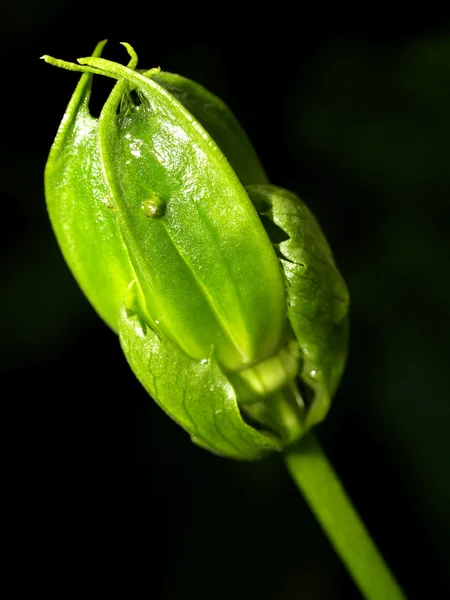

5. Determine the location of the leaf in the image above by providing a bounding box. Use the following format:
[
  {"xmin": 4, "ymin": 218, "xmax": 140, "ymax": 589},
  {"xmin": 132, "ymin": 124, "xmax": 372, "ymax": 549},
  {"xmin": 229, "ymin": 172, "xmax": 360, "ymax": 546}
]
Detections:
[
  {"xmin": 44, "ymin": 40, "xmax": 135, "ymax": 332},
  {"xmin": 151, "ymin": 71, "xmax": 269, "ymax": 186},
  {"xmin": 44, "ymin": 43, "xmax": 272, "ymax": 339},
  {"xmin": 119, "ymin": 283, "xmax": 283, "ymax": 460},
  {"xmin": 85, "ymin": 53, "xmax": 287, "ymax": 371},
  {"xmin": 246, "ymin": 184, "xmax": 350, "ymax": 428}
]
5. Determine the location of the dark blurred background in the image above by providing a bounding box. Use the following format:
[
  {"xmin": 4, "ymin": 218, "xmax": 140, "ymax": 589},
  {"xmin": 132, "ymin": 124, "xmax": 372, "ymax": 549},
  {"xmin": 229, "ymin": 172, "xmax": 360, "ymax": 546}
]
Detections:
[{"xmin": 3, "ymin": 3, "xmax": 450, "ymax": 598}]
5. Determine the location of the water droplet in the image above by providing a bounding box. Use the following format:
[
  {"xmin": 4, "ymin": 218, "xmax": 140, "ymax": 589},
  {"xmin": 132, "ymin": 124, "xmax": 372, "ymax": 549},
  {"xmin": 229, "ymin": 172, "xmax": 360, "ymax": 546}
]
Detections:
[
  {"xmin": 155, "ymin": 320, "xmax": 160, "ymax": 325},
  {"xmin": 141, "ymin": 195, "xmax": 164, "ymax": 218},
  {"xmin": 310, "ymin": 369, "xmax": 317, "ymax": 378},
  {"xmin": 200, "ymin": 358, "xmax": 207, "ymax": 364}
]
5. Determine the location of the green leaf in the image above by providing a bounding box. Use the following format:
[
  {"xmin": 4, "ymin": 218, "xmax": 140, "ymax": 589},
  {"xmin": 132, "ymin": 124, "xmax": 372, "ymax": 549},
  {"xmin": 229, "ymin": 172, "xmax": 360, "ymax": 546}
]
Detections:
[
  {"xmin": 43, "ymin": 45, "xmax": 287, "ymax": 372},
  {"xmin": 88, "ymin": 53, "xmax": 287, "ymax": 372},
  {"xmin": 151, "ymin": 71, "xmax": 269, "ymax": 186},
  {"xmin": 119, "ymin": 283, "xmax": 283, "ymax": 460},
  {"xmin": 44, "ymin": 40, "xmax": 135, "ymax": 332},
  {"xmin": 246, "ymin": 184, "xmax": 349, "ymax": 428}
]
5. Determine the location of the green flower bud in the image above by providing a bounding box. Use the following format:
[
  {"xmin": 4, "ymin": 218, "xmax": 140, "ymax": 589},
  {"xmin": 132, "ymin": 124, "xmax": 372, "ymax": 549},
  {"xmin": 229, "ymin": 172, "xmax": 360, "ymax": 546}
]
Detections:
[{"xmin": 42, "ymin": 41, "xmax": 349, "ymax": 460}]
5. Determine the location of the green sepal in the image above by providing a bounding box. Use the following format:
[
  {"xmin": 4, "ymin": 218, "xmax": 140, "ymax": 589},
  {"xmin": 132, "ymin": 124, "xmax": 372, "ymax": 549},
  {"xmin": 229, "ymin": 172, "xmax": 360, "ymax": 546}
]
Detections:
[
  {"xmin": 150, "ymin": 71, "xmax": 269, "ymax": 186},
  {"xmin": 44, "ymin": 40, "xmax": 136, "ymax": 332},
  {"xmin": 43, "ymin": 44, "xmax": 286, "ymax": 371},
  {"xmin": 246, "ymin": 184, "xmax": 350, "ymax": 429},
  {"xmin": 89, "ymin": 52, "xmax": 286, "ymax": 371},
  {"xmin": 119, "ymin": 283, "xmax": 283, "ymax": 461},
  {"xmin": 43, "ymin": 43, "xmax": 269, "ymax": 335}
]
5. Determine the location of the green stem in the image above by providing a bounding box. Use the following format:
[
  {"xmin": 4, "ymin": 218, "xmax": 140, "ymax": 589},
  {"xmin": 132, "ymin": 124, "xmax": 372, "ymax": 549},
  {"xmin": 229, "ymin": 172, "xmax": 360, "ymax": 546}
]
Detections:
[{"xmin": 284, "ymin": 433, "xmax": 406, "ymax": 600}]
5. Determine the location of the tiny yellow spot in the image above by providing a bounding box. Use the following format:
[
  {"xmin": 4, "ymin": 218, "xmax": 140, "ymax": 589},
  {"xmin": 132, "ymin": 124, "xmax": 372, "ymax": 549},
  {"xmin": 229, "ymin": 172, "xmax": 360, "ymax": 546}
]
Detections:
[{"xmin": 102, "ymin": 195, "xmax": 114, "ymax": 210}]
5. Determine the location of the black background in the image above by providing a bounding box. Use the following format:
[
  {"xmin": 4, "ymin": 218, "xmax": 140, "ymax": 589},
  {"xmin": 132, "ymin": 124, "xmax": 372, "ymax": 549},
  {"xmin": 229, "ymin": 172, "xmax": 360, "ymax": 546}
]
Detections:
[{"xmin": 3, "ymin": 3, "xmax": 450, "ymax": 599}]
